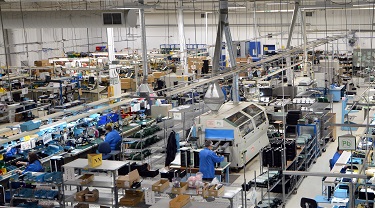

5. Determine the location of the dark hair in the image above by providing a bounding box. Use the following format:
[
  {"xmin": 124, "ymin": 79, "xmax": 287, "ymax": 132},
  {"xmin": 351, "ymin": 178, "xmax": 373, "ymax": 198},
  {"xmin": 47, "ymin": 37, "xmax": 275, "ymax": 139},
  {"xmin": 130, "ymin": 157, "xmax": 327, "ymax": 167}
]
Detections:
[
  {"xmin": 105, "ymin": 124, "xmax": 113, "ymax": 132},
  {"xmin": 205, "ymin": 140, "xmax": 213, "ymax": 147},
  {"xmin": 28, "ymin": 152, "xmax": 40, "ymax": 164},
  {"xmin": 337, "ymin": 146, "xmax": 341, "ymax": 152}
]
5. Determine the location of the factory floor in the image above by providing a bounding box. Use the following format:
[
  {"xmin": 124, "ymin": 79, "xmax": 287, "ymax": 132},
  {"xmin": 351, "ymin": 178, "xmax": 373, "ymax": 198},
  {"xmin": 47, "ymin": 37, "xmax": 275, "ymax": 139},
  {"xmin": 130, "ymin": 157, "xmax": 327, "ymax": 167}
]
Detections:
[{"xmin": 232, "ymin": 78, "xmax": 368, "ymax": 207}]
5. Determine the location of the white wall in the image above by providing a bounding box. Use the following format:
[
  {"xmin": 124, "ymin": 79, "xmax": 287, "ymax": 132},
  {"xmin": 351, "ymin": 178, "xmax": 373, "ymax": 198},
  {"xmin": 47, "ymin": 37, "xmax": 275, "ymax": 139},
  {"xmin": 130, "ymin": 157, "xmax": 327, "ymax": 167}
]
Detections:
[{"xmin": 2, "ymin": 8, "xmax": 375, "ymax": 66}]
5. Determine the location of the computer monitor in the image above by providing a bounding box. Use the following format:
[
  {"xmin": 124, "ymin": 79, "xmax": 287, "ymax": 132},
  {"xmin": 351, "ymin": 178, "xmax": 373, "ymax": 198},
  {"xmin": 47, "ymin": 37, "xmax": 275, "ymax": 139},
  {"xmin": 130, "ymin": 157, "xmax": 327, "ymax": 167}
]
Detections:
[
  {"xmin": 259, "ymin": 88, "xmax": 272, "ymax": 97},
  {"xmin": 89, "ymin": 76, "xmax": 95, "ymax": 84},
  {"xmin": 45, "ymin": 76, "xmax": 51, "ymax": 82}
]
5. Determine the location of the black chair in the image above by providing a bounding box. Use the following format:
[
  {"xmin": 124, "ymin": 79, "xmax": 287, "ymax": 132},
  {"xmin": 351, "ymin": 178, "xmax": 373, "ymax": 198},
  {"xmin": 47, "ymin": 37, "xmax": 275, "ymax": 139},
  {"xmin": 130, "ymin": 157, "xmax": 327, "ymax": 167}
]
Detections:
[
  {"xmin": 300, "ymin": 197, "xmax": 318, "ymax": 208},
  {"xmin": 97, "ymin": 142, "xmax": 112, "ymax": 160}
]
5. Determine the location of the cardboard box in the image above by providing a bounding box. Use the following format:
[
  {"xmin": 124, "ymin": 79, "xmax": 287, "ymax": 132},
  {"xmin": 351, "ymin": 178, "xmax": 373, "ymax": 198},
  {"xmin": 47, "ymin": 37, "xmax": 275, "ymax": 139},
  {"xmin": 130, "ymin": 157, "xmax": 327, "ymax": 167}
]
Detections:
[
  {"xmin": 88, "ymin": 154, "xmax": 102, "ymax": 168},
  {"xmin": 75, "ymin": 188, "xmax": 89, "ymax": 202},
  {"xmin": 119, "ymin": 190, "xmax": 144, "ymax": 206},
  {"xmin": 196, "ymin": 182, "xmax": 209, "ymax": 197},
  {"xmin": 153, "ymin": 71, "xmax": 165, "ymax": 79},
  {"xmin": 85, "ymin": 189, "xmax": 99, "ymax": 202},
  {"xmin": 147, "ymin": 75, "xmax": 154, "ymax": 84},
  {"xmin": 121, "ymin": 78, "xmax": 136, "ymax": 90},
  {"xmin": 236, "ymin": 57, "xmax": 248, "ymax": 63},
  {"xmin": 169, "ymin": 195, "xmax": 190, "ymax": 208},
  {"xmin": 78, "ymin": 174, "xmax": 94, "ymax": 185},
  {"xmin": 208, "ymin": 185, "xmax": 225, "ymax": 197},
  {"xmin": 152, "ymin": 179, "xmax": 170, "ymax": 192},
  {"xmin": 116, "ymin": 169, "xmax": 140, "ymax": 188},
  {"xmin": 171, "ymin": 182, "xmax": 188, "ymax": 195},
  {"xmin": 74, "ymin": 203, "xmax": 89, "ymax": 208},
  {"xmin": 34, "ymin": 60, "xmax": 51, "ymax": 67}
]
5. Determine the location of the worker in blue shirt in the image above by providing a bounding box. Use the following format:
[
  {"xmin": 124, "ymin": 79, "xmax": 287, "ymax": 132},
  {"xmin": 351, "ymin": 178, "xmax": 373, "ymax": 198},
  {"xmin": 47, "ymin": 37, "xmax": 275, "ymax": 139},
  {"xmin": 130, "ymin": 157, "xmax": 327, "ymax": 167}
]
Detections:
[
  {"xmin": 104, "ymin": 124, "xmax": 121, "ymax": 150},
  {"xmin": 199, "ymin": 140, "xmax": 224, "ymax": 181},
  {"xmin": 330, "ymin": 147, "xmax": 343, "ymax": 170},
  {"xmin": 16, "ymin": 152, "xmax": 44, "ymax": 174}
]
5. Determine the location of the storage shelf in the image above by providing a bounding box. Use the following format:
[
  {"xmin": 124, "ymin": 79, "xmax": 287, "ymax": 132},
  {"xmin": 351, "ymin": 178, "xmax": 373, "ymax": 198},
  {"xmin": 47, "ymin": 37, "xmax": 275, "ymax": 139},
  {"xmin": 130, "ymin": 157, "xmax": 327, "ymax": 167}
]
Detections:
[
  {"xmin": 64, "ymin": 195, "xmax": 115, "ymax": 206},
  {"xmin": 63, "ymin": 180, "xmax": 115, "ymax": 189}
]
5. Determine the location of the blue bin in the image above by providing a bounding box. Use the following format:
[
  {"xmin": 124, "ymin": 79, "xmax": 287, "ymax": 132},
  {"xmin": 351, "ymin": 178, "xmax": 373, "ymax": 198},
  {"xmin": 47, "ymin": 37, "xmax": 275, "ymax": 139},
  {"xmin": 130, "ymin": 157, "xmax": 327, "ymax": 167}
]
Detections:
[
  {"xmin": 20, "ymin": 120, "xmax": 41, "ymax": 132},
  {"xmin": 97, "ymin": 115, "xmax": 108, "ymax": 126},
  {"xmin": 107, "ymin": 113, "xmax": 119, "ymax": 122}
]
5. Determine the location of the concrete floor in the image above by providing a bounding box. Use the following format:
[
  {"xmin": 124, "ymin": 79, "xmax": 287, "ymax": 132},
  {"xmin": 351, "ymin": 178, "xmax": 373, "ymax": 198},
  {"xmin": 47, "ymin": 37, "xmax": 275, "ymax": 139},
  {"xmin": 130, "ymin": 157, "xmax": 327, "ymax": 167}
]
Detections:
[{"xmin": 231, "ymin": 79, "xmax": 369, "ymax": 207}]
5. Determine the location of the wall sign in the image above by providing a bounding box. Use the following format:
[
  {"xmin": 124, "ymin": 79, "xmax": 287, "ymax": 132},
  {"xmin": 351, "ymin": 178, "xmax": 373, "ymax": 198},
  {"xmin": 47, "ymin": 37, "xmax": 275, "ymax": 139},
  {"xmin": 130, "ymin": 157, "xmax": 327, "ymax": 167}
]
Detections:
[{"xmin": 206, "ymin": 120, "xmax": 224, "ymax": 128}]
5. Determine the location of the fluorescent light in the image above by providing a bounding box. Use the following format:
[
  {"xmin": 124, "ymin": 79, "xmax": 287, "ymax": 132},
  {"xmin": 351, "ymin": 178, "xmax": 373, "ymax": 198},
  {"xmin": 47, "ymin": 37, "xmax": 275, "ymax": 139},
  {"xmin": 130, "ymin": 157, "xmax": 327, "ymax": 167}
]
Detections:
[
  {"xmin": 228, "ymin": 6, "xmax": 246, "ymax": 9},
  {"xmin": 253, "ymin": 9, "xmax": 292, "ymax": 13},
  {"xmin": 353, "ymin": 4, "xmax": 375, "ymax": 7}
]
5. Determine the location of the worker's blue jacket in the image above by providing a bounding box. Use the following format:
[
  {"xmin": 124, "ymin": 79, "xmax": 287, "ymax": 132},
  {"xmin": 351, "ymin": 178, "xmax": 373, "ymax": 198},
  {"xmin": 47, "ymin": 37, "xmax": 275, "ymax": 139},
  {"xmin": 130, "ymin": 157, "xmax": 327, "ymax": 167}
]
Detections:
[
  {"xmin": 199, "ymin": 148, "xmax": 224, "ymax": 179},
  {"xmin": 23, "ymin": 160, "xmax": 44, "ymax": 174},
  {"xmin": 105, "ymin": 130, "xmax": 122, "ymax": 150}
]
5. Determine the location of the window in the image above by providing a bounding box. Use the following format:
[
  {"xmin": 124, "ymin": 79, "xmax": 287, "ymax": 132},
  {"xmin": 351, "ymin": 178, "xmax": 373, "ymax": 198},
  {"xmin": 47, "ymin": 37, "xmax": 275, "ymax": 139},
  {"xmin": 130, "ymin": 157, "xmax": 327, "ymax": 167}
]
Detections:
[
  {"xmin": 239, "ymin": 120, "xmax": 254, "ymax": 137},
  {"xmin": 242, "ymin": 104, "xmax": 262, "ymax": 117},
  {"xmin": 253, "ymin": 112, "xmax": 266, "ymax": 127},
  {"xmin": 103, "ymin": 13, "xmax": 122, "ymax": 25},
  {"xmin": 226, "ymin": 112, "xmax": 248, "ymax": 127}
]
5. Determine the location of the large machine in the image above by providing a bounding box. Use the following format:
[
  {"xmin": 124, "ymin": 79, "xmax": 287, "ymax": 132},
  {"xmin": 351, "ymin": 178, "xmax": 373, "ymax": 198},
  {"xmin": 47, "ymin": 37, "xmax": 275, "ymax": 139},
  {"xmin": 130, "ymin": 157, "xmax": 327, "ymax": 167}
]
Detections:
[{"xmin": 195, "ymin": 102, "xmax": 269, "ymax": 169}]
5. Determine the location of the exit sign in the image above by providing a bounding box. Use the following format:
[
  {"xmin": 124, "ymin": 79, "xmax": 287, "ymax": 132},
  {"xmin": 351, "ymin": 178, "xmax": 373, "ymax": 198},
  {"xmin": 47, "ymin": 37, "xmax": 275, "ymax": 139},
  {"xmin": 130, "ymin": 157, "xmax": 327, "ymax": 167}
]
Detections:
[{"xmin": 338, "ymin": 135, "xmax": 356, "ymax": 150}]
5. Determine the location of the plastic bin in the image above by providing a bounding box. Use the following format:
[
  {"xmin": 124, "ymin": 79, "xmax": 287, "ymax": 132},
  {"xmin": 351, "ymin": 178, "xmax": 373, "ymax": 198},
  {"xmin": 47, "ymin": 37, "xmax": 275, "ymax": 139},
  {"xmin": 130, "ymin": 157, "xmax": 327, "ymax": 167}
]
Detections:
[{"xmin": 19, "ymin": 120, "xmax": 41, "ymax": 132}]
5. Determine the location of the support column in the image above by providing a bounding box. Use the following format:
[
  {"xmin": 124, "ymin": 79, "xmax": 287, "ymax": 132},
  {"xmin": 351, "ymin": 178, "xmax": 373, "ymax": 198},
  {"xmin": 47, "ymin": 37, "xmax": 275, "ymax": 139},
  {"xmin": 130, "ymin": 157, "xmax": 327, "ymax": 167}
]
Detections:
[
  {"xmin": 300, "ymin": 10, "xmax": 309, "ymax": 76},
  {"xmin": 107, "ymin": 28, "xmax": 121, "ymax": 97},
  {"xmin": 177, "ymin": 0, "xmax": 187, "ymax": 74},
  {"xmin": 37, "ymin": 29, "xmax": 43, "ymax": 61}
]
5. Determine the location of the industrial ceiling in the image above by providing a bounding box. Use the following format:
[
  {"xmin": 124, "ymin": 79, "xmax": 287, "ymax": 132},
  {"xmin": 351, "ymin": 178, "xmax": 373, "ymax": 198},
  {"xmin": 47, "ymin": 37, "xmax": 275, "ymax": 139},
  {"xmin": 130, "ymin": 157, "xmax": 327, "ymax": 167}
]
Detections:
[{"xmin": 0, "ymin": 0, "xmax": 373, "ymax": 12}]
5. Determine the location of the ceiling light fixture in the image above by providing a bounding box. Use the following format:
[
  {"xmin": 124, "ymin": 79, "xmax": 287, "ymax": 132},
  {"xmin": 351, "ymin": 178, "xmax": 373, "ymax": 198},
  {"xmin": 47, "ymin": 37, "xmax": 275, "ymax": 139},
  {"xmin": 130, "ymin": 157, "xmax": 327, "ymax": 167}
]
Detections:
[{"xmin": 228, "ymin": 6, "xmax": 246, "ymax": 9}]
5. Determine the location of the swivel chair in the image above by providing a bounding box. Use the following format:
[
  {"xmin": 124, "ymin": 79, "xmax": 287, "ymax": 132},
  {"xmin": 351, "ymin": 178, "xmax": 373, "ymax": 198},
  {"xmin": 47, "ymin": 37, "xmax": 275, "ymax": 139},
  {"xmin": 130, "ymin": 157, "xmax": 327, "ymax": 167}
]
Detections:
[{"xmin": 97, "ymin": 142, "xmax": 112, "ymax": 160}]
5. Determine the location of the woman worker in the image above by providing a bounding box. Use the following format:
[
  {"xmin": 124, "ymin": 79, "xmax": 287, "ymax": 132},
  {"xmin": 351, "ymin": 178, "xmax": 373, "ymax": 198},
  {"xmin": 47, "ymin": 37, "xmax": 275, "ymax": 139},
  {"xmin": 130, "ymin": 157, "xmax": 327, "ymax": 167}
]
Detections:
[{"xmin": 16, "ymin": 152, "xmax": 44, "ymax": 174}]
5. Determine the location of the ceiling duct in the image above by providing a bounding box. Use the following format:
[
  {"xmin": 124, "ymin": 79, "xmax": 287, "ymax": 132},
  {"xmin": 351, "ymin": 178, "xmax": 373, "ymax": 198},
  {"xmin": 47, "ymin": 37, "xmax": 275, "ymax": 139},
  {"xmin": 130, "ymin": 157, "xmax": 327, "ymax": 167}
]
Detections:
[{"xmin": 1, "ymin": 10, "xmax": 137, "ymax": 29}]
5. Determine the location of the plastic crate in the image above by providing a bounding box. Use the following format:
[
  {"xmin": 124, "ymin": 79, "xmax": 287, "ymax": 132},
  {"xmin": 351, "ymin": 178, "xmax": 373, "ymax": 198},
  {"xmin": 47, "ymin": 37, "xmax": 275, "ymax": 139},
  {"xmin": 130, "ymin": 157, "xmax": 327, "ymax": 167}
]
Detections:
[{"xmin": 20, "ymin": 121, "xmax": 41, "ymax": 132}]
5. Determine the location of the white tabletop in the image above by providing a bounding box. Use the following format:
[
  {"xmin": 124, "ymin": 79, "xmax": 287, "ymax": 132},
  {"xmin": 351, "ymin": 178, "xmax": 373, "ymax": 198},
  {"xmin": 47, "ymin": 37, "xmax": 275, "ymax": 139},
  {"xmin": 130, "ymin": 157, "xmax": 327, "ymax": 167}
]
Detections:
[
  {"xmin": 63, "ymin": 158, "xmax": 127, "ymax": 171},
  {"xmin": 335, "ymin": 151, "xmax": 351, "ymax": 165}
]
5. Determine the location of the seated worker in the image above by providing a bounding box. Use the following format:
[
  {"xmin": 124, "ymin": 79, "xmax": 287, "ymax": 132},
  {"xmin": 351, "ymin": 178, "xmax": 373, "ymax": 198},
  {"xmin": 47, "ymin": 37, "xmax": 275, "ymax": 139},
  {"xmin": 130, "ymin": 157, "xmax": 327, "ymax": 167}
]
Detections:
[
  {"xmin": 103, "ymin": 123, "xmax": 121, "ymax": 150},
  {"xmin": 16, "ymin": 152, "xmax": 44, "ymax": 174},
  {"xmin": 199, "ymin": 140, "xmax": 224, "ymax": 181},
  {"xmin": 330, "ymin": 147, "xmax": 343, "ymax": 170}
]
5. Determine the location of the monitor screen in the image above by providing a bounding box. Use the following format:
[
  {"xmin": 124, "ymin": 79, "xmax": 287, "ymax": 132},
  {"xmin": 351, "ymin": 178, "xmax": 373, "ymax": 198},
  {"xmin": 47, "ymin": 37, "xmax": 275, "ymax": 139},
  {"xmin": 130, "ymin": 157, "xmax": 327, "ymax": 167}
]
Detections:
[
  {"xmin": 259, "ymin": 88, "xmax": 272, "ymax": 97},
  {"xmin": 89, "ymin": 76, "xmax": 95, "ymax": 84}
]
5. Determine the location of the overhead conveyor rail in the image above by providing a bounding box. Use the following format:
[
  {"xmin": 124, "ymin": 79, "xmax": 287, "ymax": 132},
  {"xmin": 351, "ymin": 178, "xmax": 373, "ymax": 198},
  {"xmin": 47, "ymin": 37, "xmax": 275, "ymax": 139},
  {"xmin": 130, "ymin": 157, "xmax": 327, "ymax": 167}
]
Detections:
[{"xmin": 165, "ymin": 34, "xmax": 347, "ymax": 97}]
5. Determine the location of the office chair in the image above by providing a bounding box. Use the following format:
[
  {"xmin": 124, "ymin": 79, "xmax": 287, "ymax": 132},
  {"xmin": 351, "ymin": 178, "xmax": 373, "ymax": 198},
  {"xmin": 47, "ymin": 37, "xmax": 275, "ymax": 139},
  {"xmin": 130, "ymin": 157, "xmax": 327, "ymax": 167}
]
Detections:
[
  {"xmin": 329, "ymin": 159, "xmax": 333, "ymax": 170},
  {"xmin": 108, "ymin": 140, "xmax": 122, "ymax": 160},
  {"xmin": 97, "ymin": 142, "xmax": 112, "ymax": 160},
  {"xmin": 300, "ymin": 197, "xmax": 318, "ymax": 208}
]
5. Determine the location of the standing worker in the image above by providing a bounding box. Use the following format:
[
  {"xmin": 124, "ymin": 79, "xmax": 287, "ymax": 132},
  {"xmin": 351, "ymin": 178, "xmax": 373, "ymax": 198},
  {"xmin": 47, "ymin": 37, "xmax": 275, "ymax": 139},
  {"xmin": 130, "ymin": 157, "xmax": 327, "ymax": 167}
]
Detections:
[
  {"xmin": 103, "ymin": 123, "xmax": 122, "ymax": 150},
  {"xmin": 330, "ymin": 147, "xmax": 343, "ymax": 170},
  {"xmin": 16, "ymin": 152, "xmax": 44, "ymax": 174},
  {"xmin": 199, "ymin": 140, "xmax": 224, "ymax": 181}
]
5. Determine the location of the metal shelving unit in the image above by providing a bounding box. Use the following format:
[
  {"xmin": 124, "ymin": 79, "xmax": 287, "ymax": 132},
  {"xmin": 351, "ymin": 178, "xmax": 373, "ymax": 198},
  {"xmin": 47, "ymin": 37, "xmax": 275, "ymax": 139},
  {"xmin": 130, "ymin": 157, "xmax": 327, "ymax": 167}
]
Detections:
[{"xmin": 62, "ymin": 159, "xmax": 127, "ymax": 208}]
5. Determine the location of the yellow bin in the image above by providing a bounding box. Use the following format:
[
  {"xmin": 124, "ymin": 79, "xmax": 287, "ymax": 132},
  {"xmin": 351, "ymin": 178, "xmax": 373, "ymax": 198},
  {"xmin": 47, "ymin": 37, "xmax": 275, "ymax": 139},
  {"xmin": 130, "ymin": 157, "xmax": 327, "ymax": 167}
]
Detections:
[{"xmin": 88, "ymin": 154, "xmax": 102, "ymax": 168}]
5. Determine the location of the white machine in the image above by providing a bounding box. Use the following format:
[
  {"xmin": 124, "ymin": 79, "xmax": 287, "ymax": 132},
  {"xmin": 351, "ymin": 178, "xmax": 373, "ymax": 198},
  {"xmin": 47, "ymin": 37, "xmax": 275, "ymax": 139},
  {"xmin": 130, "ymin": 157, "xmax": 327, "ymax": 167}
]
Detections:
[{"xmin": 195, "ymin": 102, "xmax": 269, "ymax": 169}]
